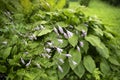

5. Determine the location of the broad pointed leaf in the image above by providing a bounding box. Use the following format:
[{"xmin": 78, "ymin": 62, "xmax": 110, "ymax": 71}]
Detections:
[
  {"xmin": 73, "ymin": 62, "xmax": 85, "ymax": 78},
  {"xmin": 100, "ymin": 60, "xmax": 111, "ymax": 75},
  {"xmin": 69, "ymin": 48, "xmax": 81, "ymax": 69},
  {"xmin": 34, "ymin": 28, "xmax": 52, "ymax": 37},
  {"xmin": 85, "ymin": 35, "xmax": 109, "ymax": 59},
  {"xmin": 108, "ymin": 56, "xmax": 120, "ymax": 66},
  {"xmin": 0, "ymin": 65, "xmax": 7, "ymax": 73},
  {"xmin": 83, "ymin": 55, "xmax": 96, "ymax": 73},
  {"xmin": 2, "ymin": 47, "xmax": 12, "ymax": 59},
  {"xmin": 68, "ymin": 34, "xmax": 78, "ymax": 47},
  {"xmin": 58, "ymin": 60, "xmax": 70, "ymax": 80}
]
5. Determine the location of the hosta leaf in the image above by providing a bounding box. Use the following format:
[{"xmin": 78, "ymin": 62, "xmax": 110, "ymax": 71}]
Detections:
[
  {"xmin": 55, "ymin": 0, "xmax": 66, "ymax": 9},
  {"xmin": 34, "ymin": 28, "xmax": 52, "ymax": 37},
  {"xmin": 0, "ymin": 65, "xmax": 7, "ymax": 73},
  {"xmin": 93, "ymin": 25, "xmax": 103, "ymax": 36},
  {"xmin": 100, "ymin": 60, "xmax": 111, "ymax": 75},
  {"xmin": 69, "ymin": 48, "xmax": 81, "ymax": 69},
  {"xmin": 104, "ymin": 31, "xmax": 114, "ymax": 39},
  {"xmin": 108, "ymin": 56, "xmax": 120, "ymax": 66},
  {"xmin": 28, "ymin": 42, "xmax": 40, "ymax": 49},
  {"xmin": 68, "ymin": 34, "xmax": 78, "ymax": 47},
  {"xmin": 73, "ymin": 62, "xmax": 85, "ymax": 78},
  {"xmin": 56, "ymin": 22, "xmax": 68, "ymax": 28},
  {"xmin": 58, "ymin": 60, "xmax": 70, "ymax": 80},
  {"xmin": 85, "ymin": 35, "xmax": 109, "ymax": 59},
  {"xmin": 75, "ymin": 24, "xmax": 88, "ymax": 32},
  {"xmin": 83, "ymin": 55, "xmax": 96, "ymax": 73},
  {"xmin": 2, "ymin": 47, "xmax": 12, "ymax": 59},
  {"xmin": 81, "ymin": 40, "xmax": 89, "ymax": 53}
]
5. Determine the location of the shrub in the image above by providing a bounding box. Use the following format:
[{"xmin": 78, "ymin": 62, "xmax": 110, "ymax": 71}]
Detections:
[
  {"xmin": 0, "ymin": 0, "xmax": 120, "ymax": 80},
  {"xmin": 79, "ymin": 0, "xmax": 91, "ymax": 6},
  {"xmin": 101, "ymin": 0, "xmax": 120, "ymax": 6}
]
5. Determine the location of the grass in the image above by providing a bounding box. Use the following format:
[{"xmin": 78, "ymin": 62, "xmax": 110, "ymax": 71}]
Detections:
[{"xmin": 69, "ymin": 0, "xmax": 120, "ymax": 28}]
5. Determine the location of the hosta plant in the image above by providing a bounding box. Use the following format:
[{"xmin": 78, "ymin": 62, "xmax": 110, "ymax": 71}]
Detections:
[{"xmin": 0, "ymin": 3, "xmax": 120, "ymax": 80}]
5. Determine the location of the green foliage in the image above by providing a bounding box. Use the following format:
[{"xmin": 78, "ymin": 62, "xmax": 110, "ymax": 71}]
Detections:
[
  {"xmin": 79, "ymin": 0, "xmax": 91, "ymax": 6},
  {"xmin": 101, "ymin": 0, "xmax": 120, "ymax": 6},
  {"xmin": 0, "ymin": 1, "xmax": 120, "ymax": 80},
  {"xmin": 83, "ymin": 55, "xmax": 96, "ymax": 73}
]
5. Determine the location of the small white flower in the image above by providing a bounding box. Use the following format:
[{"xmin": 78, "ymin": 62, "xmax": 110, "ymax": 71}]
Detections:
[
  {"xmin": 29, "ymin": 34, "xmax": 37, "ymax": 40},
  {"xmin": 58, "ymin": 39, "xmax": 63, "ymax": 43},
  {"xmin": 24, "ymin": 52, "xmax": 29, "ymax": 54},
  {"xmin": 56, "ymin": 47, "xmax": 63, "ymax": 54},
  {"xmin": 36, "ymin": 63, "xmax": 41, "ymax": 68},
  {"xmin": 81, "ymin": 30, "xmax": 87, "ymax": 37},
  {"xmin": 53, "ymin": 27, "xmax": 59, "ymax": 35},
  {"xmin": 69, "ymin": 25, "xmax": 74, "ymax": 28},
  {"xmin": 58, "ymin": 26, "xmax": 64, "ymax": 34},
  {"xmin": 44, "ymin": 53, "xmax": 51, "ymax": 58},
  {"xmin": 76, "ymin": 31, "xmax": 79, "ymax": 34},
  {"xmin": 47, "ymin": 42, "xmax": 53, "ymax": 46},
  {"xmin": 65, "ymin": 54, "xmax": 72, "ymax": 57},
  {"xmin": 26, "ymin": 59, "xmax": 31, "ymax": 67},
  {"xmin": 72, "ymin": 60, "xmax": 77, "ymax": 65},
  {"xmin": 40, "ymin": 25, "xmax": 45, "ymax": 29},
  {"xmin": 2, "ymin": 41, "xmax": 7, "ymax": 45},
  {"xmin": 20, "ymin": 57, "xmax": 25, "ymax": 65},
  {"xmin": 77, "ymin": 46, "xmax": 80, "ymax": 52},
  {"xmin": 23, "ymin": 40, "xmax": 28, "ymax": 45},
  {"xmin": 59, "ymin": 59, "xmax": 64, "ymax": 64},
  {"xmin": 34, "ymin": 26, "xmax": 40, "ymax": 30},
  {"xmin": 58, "ymin": 65, "xmax": 63, "ymax": 72},
  {"xmin": 79, "ymin": 41, "xmax": 84, "ymax": 47},
  {"xmin": 66, "ymin": 30, "xmax": 73, "ymax": 38},
  {"xmin": 41, "ymin": 53, "xmax": 46, "ymax": 58},
  {"xmin": 45, "ymin": 48, "xmax": 51, "ymax": 53},
  {"xmin": 64, "ymin": 33, "xmax": 68, "ymax": 38}
]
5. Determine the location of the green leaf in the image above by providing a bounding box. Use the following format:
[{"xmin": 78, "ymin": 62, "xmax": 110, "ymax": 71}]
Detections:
[
  {"xmin": 81, "ymin": 40, "xmax": 89, "ymax": 53},
  {"xmin": 83, "ymin": 55, "xmax": 96, "ymax": 73},
  {"xmin": 93, "ymin": 25, "xmax": 103, "ymax": 36},
  {"xmin": 58, "ymin": 60, "xmax": 70, "ymax": 80},
  {"xmin": 34, "ymin": 28, "xmax": 52, "ymax": 37},
  {"xmin": 104, "ymin": 31, "xmax": 114, "ymax": 39},
  {"xmin": 28, "ymin": 42, "xmax": 40, "ymax": 49},
  {"xmin": 85, "ymin": 35, "xmax": 109, "ymax": 59},
  {"xmin": 2, "ymin": 47, "xmax": 12, "ymax": 59},
  {"xmin": 75, "ymin": 24, "xmax": 88, "ymax": 32},
  {"xmin": 73, "ymin": 62, "xmax": 85, "ymax": 78},
  {"xmin": 69, "ymin": 48, "xmax": 81, "ymax": 69},
  {"xmin": 55, "ymin": 0, "xmax": 66, "ymax": 9},
  {"xmin": 0, "ymin": 65, "xmax": 7, "ymax": 73},
  {"xmin": 108, "ymin": 56, "xmax": 120, "ymax": 66},
  {"xmin": 68, "ymin": 34, "xmax": 78, "ymax": 47},
  {"xmin": 100, "ymin": 60, "xmax": 111, "ymax": 75},
  {"xmin": 56, "ymin": 22, "xmax": 68, "ymax": 28}
]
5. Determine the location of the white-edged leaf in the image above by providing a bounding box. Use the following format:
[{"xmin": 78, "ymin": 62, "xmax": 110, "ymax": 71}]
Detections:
[{"xmin": 83, "ymin": 55, "xmax": 96, "ymax": 73}]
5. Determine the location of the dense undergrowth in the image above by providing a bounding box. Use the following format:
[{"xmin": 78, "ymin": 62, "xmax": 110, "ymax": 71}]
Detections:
[{"xmin": 0, "ymin": 0, "xmax": 120, "ymax": 80}]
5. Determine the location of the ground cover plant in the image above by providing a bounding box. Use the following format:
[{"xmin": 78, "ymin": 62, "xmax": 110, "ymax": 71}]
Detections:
[{"xmin": 0, "ymin": 0, "xmax": 120, "ymax": 80}]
